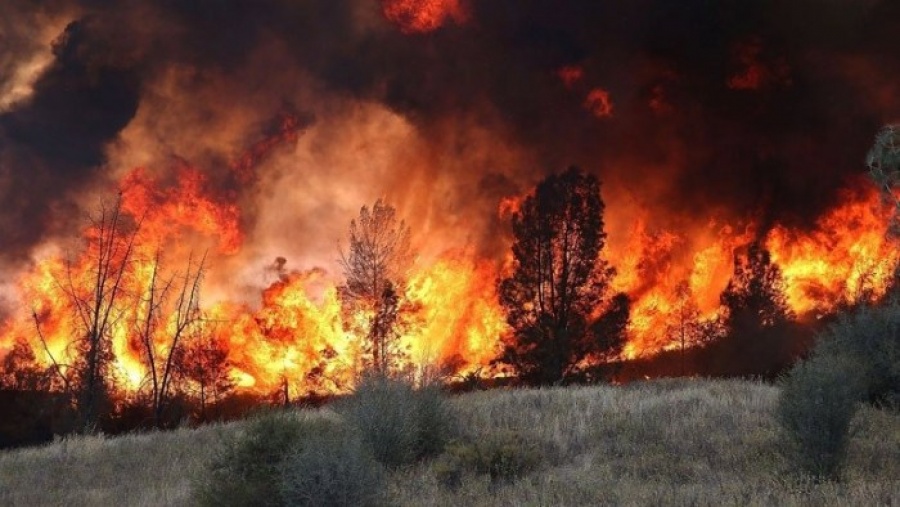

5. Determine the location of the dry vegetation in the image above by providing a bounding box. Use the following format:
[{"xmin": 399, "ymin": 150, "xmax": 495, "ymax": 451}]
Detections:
[{"xmin": 0, "ymin": 379, "xmax": 897, "ymax": 506}]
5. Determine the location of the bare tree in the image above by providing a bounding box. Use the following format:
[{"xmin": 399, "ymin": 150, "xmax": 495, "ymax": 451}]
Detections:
[
  {"xmin": 133, "ymin": 250, "xmax": 206, "ymax": 427},
  {"xmin": 339, "ymin": 199, "xmax": 414, "ymax": 375},
  {"xmin": 34, "ymin": 197, "xmax": 141, "ymax": 432}
]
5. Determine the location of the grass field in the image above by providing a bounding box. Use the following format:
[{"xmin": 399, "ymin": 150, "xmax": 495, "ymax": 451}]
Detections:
[{"xmin": 0, "ymin": 379, "xmax": 897, "ymax": 506}]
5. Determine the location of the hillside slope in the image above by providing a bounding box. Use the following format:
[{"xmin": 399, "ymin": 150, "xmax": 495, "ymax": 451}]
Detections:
[{"xmin": 0, "ymin": 379, "xmax": 897, "ymax": 506}]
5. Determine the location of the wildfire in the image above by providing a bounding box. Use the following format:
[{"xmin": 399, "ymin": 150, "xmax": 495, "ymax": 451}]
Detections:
[{"xmin": 0, "ymin": 159, "xmax": 896, "ymax": 395}]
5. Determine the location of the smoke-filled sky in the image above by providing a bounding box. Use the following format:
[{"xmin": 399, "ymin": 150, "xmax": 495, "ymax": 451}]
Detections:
[{"xmin": 2, "ymin": 0, "xmax": 899, "ymax": 288}]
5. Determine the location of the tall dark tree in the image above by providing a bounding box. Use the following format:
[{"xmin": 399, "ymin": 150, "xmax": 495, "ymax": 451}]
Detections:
[
  {"xmin": 721, "ymin": 242, "xmax": 793, "ymax": 328},
  {"xmin": 339, "ymin": 200, "xmax": 414, "ymax": 375},
  {"xmin": 498, "ymin": 166, "xmax": 625, "ymax": 385},
  {"xmin": 713, "ymin": 241, "xmax": 797, "ymax": 377}
]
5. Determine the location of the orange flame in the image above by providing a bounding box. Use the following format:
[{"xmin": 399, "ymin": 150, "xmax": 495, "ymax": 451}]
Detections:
[{"xmin": 1, "ymin": 162, "xmax": 896, "ymax": 394}]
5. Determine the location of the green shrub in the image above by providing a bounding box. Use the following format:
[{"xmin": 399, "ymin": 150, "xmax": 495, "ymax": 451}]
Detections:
[
  {"xmin": 435, "ymin": 430, "xmax": 541, "ymax": 486},
  {"xmin": 815, "ymin": 304, "xmax": 900, "ymax": 408},
  {"xmin": 278, "ymin": 425, "xmax": 386, "ymax": 507},
  {"xmin": 194, "ymin": 410, "xmax": 311, "ymax": 507},
  {"xmin": 338, "ymin": 375, "xmax": 458, "ymax": 468},
  {"xmin": 777, "ymin": 303, "xmax": 900, "ymax": 481},
  {"xmin": 414, "ymin": 384, "xmax": 459, "ymax": 457},
  {"xmin": 777, "ymin": 354, "xmax": 864, "ymax": 481}
]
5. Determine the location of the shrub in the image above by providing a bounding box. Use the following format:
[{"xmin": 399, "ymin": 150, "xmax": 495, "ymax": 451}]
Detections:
[
  {"xmin": 777, "ymin": 303, "xmax": 900, "ymax": 481},
  {"xmin": 279, "ymin": 424, "xmax": 386, "ymax": 507},
  {"xmin": 815, "ymin": 304, "xmax": 900, "ymax": 408},
  {"xmin": 194, "ymin": 411, "xmax": 326, "ymax": 507},
  {"xmin": 435, "ymin": 430, "xmax": 541, "ymax": 486},
  {"xmin": 777, "ymin": 354, "xmax": 864, "ymax": 481},
  {"xmin": 338, "ymin": 375, "xmax": 458, "ymax": 468}
]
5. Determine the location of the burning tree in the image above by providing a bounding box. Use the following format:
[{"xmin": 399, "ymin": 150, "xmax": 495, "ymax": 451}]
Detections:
[
  {"xmin": 663, "ymin": 281, "xmax": 704, "ymax": 376},
  {"xmin": 176, "ymin": 318, "xmax": 233, "ymax": 422},
  {"xmin": 714, "ymin": 242, "xmax": 797, "ymax": 377},
  {"xmin": 339, "ymin": 199, "xmax": 415, "ymax": 375},
  {"xmin": 497, "ymin": 167, "xmax": 627, "ymax": 385},
  {"xmin": 33, "ymin": 197, "xmax": 141, "ymax": 432},
  {"xmin": 132, "ymin": 251, "xmax": 206, "ymax": 427}
]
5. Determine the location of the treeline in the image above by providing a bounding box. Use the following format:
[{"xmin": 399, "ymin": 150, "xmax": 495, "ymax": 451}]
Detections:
[{"xmin": 0, "ymin": 160, "xmax": 896, "ymax": 447}]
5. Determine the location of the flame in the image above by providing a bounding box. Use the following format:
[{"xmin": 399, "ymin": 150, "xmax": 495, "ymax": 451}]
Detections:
[
  {"xmin": 382, "ymin": 0, "xmax": 468, "ymax": 34},
  {"xmin": 607, "ymin": 182, "xmax": 896, "ymax": 358},
  {"xmin": 1, "ymin": 161, "xmax": 897, "ymax": 394}
]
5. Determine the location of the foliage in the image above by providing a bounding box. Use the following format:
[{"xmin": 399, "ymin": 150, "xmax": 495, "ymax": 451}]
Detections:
[
  {"xmin": 721, "ymin": 242, "xmax": 793, "ymax": 329},
  {"xmin": 193, "ymin": 410, "xmax": 310, "ymax": 507},
  {"xmin": 815, "ymin": 304, "xmax": 900, "ymax": 408},
  {"xmin": 175, "ymin": 321, "xmax": 234, "ymax": 422},
  {"xmin": 498, "ymin": 166, "xmax": 625, "ymax": 385},
  {"xmin": 435, "ymin": 430, "xmax": 541, "ymax": 487},
  {"xmin": 777, "ymin": 355, "xmax": 864, "ymax": 481},
  {"xmin": 337, "ymin": 374, "xmax": 458, "ymax": 468},
  {"xmin": 777, "ymin": 302, "xmax": 900, "ymax": 481},
  {"xmin": 339, "ymin": 199, "xmax": 416, "ymax": 374},
  {"xmin": 663, "ymin": 281, "xmax": 704, "ymax": 374},
  {"xmin": 866, "ymin": 124, "xmax": 900, "ymax": 237},
  {"xmin": 0, "ymin": 340, "xmax": 51, "ymax": 391},
  {"xmin": 712, "ymin": 242, "xmax": 798, "ymax": 377},
  {"xmin": 278, "ymin": 422, "xmax": 386, "ymax": 507}
]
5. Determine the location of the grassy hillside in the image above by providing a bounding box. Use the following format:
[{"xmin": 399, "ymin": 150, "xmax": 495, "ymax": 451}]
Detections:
[{"xmin": 0, "ymin": 379, "xmax": 897, "ymax": 506}]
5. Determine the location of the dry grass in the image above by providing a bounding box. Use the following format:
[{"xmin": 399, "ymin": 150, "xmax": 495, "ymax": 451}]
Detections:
[{"xmin": 1, "ymin": 379, "xmax": 897, "ymax": 506}]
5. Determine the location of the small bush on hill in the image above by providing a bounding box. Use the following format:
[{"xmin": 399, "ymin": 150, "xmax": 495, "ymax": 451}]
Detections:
[
  {"xmin": 777, "ymin": 354, "xmax": 864, "ymax": 480},
  {"xmin": 777, "ymin": 302, "xmax": 900, "ymax": 481},
  {"xmin": 279, "ymin": 424, "xmax": 386, "ymax": 507},
  {"xmin": 194, "ymin": 410, "xmax": 309, "ymax": 507},
  {"xmin": 337, "ymin": 374, "xmax": 458, "ymax": 468},
  {"xmin": 815, "ymin": 304, "xmax": 900, "ymax": 408},
  {"xmin": 434, "ymin": 430, "xmax": 541, "ymax": 487}
]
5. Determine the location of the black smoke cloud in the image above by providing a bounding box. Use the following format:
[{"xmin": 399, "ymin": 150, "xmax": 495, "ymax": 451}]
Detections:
[{"xmin": 2, "ymin": 0, "xmax": 899, "ymax": 259}]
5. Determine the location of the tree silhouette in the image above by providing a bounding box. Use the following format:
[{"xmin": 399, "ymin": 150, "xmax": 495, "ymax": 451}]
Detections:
[
  {"xmin": 497, "ymin": 166, "xmax": 625, "ymax": 385},
  {"xmin": 33, "ymin": 197, "xmax": 141, "ymax": 432},
  {"xmin": 714, "ymin": 241, "xmax": 796, "ymax": 377},
  {"xmin": 339, "ymin": 199, "xmax": 414, "ymax": 375},
  {"xmin": 663, "ymin": 281, "xmax": 703, "ymax": 376},
  {"xmin": 721, "ymin": 242, "xmax": 793, "ymax": 328},
  {"xmin": 132, "ymin": 250, "xmax": 206, "ymax": 428}
]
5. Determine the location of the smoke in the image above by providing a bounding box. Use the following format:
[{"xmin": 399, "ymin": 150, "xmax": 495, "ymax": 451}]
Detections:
[{"xmin": 1, "ymin": 0, "xmax": 899, "ymax": 275}]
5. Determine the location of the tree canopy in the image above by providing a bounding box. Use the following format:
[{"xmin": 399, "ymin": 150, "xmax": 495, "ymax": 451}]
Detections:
[
  {"xmin": 497, "ymin": 166, "xmax": 627, "ymax": 385},
  {"xmin": 339, "ymin": 199, "xmax": 414, "ymax": 374}
]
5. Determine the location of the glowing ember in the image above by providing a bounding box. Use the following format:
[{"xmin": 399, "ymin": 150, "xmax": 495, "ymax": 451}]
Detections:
[
  {"xmin": 382, "ymin": 0, "xmax": 468, "ymax": 34},
  {"xmin": 585, "ymin": 88, "xmax": 614, "ymax": 118}
]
